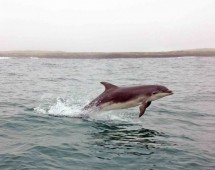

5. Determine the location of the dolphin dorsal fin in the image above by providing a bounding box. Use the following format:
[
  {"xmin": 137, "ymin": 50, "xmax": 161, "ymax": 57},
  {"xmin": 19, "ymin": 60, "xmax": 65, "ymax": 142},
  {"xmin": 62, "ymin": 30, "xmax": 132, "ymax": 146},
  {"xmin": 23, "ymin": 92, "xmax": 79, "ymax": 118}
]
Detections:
[{"xmin": 100, "ymin": 82, "xmax": 118, "ymax": 90}]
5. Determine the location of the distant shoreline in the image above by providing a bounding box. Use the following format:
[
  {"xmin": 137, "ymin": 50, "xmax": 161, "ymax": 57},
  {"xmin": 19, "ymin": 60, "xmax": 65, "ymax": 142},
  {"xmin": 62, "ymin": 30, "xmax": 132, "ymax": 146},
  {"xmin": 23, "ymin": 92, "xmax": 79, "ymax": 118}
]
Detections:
[{"xmin": 0, "ymin": 48, "xmax": 215, "ymax": 59}]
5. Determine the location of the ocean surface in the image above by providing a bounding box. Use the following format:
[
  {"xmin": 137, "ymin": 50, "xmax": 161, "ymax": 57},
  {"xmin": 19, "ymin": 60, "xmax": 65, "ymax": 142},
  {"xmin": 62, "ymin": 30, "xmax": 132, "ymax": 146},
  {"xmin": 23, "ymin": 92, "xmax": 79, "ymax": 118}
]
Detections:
[{"xmin": 0, "ymin": 56, "xmax": 215, "ymax": 170}]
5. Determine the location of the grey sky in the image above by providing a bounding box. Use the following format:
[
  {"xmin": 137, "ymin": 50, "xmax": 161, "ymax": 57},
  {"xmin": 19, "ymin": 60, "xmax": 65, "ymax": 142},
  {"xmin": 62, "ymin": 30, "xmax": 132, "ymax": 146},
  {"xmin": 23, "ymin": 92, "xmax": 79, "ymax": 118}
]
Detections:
[{"xmin": 0, "ymin": 0, "xmax": 214, "ymax": 52}]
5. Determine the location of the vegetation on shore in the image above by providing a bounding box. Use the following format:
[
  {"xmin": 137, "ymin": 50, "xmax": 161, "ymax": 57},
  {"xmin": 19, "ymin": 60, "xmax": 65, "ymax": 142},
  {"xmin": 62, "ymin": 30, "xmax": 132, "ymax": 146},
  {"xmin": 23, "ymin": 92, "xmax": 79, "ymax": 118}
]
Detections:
[{"xmin": 0, "ymin": 48, "xmax": 215, "ymax": 59}]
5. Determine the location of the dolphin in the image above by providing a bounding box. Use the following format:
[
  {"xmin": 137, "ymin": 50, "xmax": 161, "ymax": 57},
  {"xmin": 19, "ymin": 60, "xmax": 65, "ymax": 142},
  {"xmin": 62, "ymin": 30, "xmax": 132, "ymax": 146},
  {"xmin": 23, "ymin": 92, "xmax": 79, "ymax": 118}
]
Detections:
[{"xmin": 83, "ymin": 82, "xmax": 173, "ymax": 117}]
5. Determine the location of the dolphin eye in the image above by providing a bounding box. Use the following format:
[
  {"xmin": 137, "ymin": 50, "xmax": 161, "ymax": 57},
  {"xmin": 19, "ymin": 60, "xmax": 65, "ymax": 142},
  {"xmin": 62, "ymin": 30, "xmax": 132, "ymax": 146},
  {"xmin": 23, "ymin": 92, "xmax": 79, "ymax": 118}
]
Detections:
[{"xmin": 152, "ymin": 91, "xmax": 158, "ymax": 95}]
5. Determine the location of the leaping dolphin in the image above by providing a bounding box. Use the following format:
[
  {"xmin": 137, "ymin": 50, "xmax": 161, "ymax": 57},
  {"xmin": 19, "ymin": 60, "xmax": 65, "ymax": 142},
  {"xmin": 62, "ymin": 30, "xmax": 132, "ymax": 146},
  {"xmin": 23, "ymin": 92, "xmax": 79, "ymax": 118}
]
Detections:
[{"xmin": 83, "ymin": 82, "xmax": 173, "ymax": 117}]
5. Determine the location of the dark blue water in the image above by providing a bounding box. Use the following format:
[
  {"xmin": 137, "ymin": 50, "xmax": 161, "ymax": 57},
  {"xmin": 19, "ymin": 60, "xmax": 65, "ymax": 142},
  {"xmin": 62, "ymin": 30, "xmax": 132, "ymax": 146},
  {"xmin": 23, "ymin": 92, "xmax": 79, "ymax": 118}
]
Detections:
[{"xmin": 0, "ymin": 57, "xmax": 215, "ymax": 170}]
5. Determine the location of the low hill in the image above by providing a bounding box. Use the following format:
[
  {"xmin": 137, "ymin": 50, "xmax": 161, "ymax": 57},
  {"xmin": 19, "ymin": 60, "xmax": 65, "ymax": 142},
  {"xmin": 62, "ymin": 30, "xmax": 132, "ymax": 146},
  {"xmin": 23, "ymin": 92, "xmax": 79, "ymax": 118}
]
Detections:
[{"xmin": 0, "ymin": 48, "xmax": 215, "ymax": 59}]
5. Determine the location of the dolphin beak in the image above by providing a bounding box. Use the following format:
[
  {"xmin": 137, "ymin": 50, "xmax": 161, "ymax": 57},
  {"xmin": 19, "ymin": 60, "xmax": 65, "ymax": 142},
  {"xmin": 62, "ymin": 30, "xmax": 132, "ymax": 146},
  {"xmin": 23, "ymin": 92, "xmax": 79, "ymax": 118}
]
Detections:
[{"xmin": 167, "ymin": 90, "xmax": 173, "ymax": 95}]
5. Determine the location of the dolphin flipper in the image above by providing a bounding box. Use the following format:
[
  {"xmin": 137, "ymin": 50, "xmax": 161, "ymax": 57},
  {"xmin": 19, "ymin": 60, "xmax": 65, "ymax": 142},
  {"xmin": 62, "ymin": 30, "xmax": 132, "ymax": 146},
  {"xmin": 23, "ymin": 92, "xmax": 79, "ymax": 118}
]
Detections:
[{"xmin": 139, "ymin": 101, "xmax": 151, "ymax": 117}]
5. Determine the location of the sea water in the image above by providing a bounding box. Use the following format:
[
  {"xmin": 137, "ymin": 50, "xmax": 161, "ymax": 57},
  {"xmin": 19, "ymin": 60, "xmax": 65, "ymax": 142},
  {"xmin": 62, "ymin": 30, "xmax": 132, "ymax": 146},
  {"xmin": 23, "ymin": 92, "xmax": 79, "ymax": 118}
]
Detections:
[{"xmin": 0, "ymin": 57, "xmax": 215, "ymax": 169}]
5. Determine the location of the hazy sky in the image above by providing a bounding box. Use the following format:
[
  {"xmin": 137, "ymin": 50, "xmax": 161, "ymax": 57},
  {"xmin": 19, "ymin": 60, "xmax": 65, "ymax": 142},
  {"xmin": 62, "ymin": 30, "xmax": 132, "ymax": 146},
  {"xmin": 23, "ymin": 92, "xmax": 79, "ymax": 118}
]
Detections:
[{"xmin": 0, "ymin": 0, "xmax": 214, "ymax": 52}]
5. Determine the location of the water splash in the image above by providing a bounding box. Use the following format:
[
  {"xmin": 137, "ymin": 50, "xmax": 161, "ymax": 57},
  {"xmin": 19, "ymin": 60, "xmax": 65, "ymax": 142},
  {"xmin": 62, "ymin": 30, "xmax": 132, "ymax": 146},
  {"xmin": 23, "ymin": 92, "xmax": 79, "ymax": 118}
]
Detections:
[
  {"xmin": 34, "ymin": 97, "xmax": 83, "ymax": 117},
  {"xmin": 34, "ymin": 97, "xmax": 142, "ymax": 124}
]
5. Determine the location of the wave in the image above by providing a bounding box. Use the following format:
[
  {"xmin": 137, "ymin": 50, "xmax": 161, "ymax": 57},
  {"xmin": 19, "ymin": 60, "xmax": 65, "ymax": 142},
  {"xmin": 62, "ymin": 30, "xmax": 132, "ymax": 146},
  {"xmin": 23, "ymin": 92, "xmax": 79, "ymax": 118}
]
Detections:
[
  {"xmin": 0, "ymin": 57, "xmax": 12, "ymax": 60},
  {"xmin": 0, "ymin": 56, "xmax": 41, "ymax": 60},
  {"xmin": 30, "ymin": 57, "xmax": 39, "ymax": 59}
]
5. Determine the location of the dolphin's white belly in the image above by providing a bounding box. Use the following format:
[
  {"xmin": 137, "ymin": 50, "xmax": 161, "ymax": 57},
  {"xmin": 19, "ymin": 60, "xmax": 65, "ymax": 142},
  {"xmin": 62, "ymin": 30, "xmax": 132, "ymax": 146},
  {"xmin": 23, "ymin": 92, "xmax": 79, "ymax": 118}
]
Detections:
[{"xmin": 100, "ymin": 97, "xmax": 145, "ymax": 111}]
